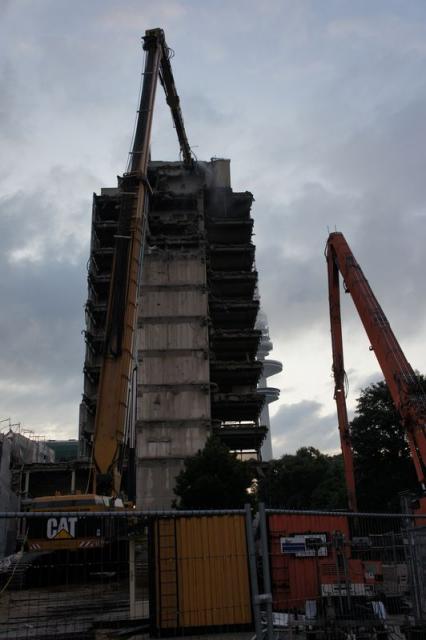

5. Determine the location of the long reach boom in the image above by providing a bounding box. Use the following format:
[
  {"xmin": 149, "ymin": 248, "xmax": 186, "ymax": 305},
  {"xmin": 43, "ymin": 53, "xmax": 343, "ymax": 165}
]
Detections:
[
  {"xmin": 92, "ymin": 28, "xmax": 193, "ymax": 496},
  {"xmin": 326, "ymin": 232, "xmax": 426, "ymax": 513}
]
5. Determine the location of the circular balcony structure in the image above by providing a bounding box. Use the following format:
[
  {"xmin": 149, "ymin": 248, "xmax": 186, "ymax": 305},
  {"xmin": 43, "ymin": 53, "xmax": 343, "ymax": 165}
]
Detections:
[
  {"xmin": 262, "ymin": 359, "xmax": 283, "ymax": 378},
  {"xmin": 255, "ymin": 310, "xmax": 283, "ymax": 460},
  {"xmin": 257, "ymin": 386, "xmax": 280, "ymax": 404}
]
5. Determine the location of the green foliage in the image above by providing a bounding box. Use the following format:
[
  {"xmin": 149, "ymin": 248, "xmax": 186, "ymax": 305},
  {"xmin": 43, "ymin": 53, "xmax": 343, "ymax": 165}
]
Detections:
[
  {"xmin": 350, "ymin": 380, "xmax": 419, "ymax": 511},
  {"xmin": 256, "ymin": 377, "xmax": 425, "ymax": 512},
  {"xmin": 174, "ymin": 377, "xmax": 424, "ymax": 512},
  {"xmin": 173, "ymin": 436, "xmax": 252, "ymax": 509},
  {"xmin": 258, "ymin": 446, "xmax": 347, "ymax": 509}
]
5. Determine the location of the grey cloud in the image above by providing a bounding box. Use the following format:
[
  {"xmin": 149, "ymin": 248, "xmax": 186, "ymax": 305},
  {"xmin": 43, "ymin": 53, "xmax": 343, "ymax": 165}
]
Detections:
[
  {"xmin": 323, "ymin": 99, "xmax": 426, "ymax": 337},
  {"xmin": 0, "ymin": 167, "xmax": 94, "ymax": 261},
  {"xmin": 255, "ymin": 182, "xmax": 360, "ymax": 343},
  {"xmin": 327, "ymin": 98, "xmax": 426, "ymax": 211},
  {"xmin": 2, "ymin": 0, "xmax": 426, "ymax": 444},
  {"xmin": 328, "ymin": 14, "xmax": 426, "ymax": 56},
  {"xmin": 0, "ymin": 255, "xmax": 86, "ymax": 438},
  {"xmin": 254, "ymin": 88, "xmax": 426, "ymax": 350},
  {"xmin": 0, "ymin": 177, "xmax": 90, "ymax": 437},
  {"xmin": 271, "ymin": 399, "xmax": 339, "ymax": 457},
  {"xmin": 352, "ymin": 372, "xmax": 383, "ymax": 397}
]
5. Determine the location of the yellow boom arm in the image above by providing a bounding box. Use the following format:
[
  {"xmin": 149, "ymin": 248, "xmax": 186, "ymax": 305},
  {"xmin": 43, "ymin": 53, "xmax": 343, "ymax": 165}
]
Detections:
[{"xmin": 92, "ymin": 29, "xmax": 192, "ymax": 495}]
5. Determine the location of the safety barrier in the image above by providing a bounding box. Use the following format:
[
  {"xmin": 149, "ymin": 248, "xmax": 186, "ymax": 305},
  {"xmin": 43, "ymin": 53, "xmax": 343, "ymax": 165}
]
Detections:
[
  {"xmin": 1, "ymin": 507, "xmax": 426, "ymax": 638},
  {"xmin": 0, "ymin": 513, "xmax": 134, "ymax": 638},
  {"xmin": 266, "ymin": 508, "xmax": 426, "ymax": 636},
  {"xmin": 0, "ymin": 509, "xmax": 253, "ymax": 639}
]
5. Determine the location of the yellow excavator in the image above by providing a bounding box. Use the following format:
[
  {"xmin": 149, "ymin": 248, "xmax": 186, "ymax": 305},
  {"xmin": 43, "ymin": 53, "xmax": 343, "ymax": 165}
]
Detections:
[{"xmin": 24, "ymin": 28, "xmax": 193, "ymax": 552}]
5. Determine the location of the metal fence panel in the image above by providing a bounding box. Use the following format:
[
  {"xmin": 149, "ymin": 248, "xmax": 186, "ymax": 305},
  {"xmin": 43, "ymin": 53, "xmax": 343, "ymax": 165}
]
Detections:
[
  {"xmin": 407, "ymin": 525, "xmax": 426, "ymax": 621},
  {"xmin": 0, "ymin": 510, "xmax": 253, "ymax": 639},
  {"xmin": 0, "ymin": 513, "xmax": 148, "ymax": 639},
  {"xmin": 3, "ymin": 508, "xmax": 426, "ymax": 639},
  {"xmin": 267, "ymin": 509, "xmax": 426, "ymax": 636}
]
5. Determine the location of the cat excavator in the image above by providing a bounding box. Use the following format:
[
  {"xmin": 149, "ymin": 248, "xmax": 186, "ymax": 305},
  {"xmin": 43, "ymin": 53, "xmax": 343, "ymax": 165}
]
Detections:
[
  {"xmin": 25, "ymin": 28, "xmax": 194, "ymax": 552},
  {"xmin": 326, "ymin": 231, "xmax": 426, "ymax": 515}
]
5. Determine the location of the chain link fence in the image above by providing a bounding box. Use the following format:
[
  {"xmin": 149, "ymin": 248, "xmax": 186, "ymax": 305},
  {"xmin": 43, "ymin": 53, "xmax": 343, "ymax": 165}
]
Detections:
[
  {"xmin": 1, "ymin": 508, "xmax": 426, "ymax": 639},
  {"xmin": 0, "ymin": 510, "xmax": 253, "ymax": 639},
  {"xmin": 265, "ymin": 509, "xmax": 426, "ymax": 639},
  {"xmin": 0, "ymin": 513, "xmax": 144, "ymax": 639}
]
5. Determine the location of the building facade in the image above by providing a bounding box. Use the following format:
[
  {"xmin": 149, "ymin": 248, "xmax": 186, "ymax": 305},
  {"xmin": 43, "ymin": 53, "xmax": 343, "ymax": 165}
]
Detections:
[{"xmin": 80, "ymin": 159, "xmax": 272, "ymax": 508}]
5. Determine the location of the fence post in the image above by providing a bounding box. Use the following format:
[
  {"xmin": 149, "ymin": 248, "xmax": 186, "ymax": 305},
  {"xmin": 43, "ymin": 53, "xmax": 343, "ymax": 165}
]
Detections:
[
  {"xmin": 245, "ymin": 503, "xmax": 263, "ymax": 640},
  {"xmin": 405, "ymin": 526, "xmax": 423, "ymax": 622},
  {"xmin": 129, "ymin": 538, "xmax": 136, "ymax": 619},
  {"xmin": 258, "ymin": 503, "xmax": 273, "ymax": 640}
]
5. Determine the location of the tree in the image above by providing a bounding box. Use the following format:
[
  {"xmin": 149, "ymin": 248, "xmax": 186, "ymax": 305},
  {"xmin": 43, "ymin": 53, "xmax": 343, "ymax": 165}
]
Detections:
[
  {"xmin": 350, "ymin": 380, "xmax": 419, "ymax": 511},
  {"xmin": 258, "ymin": 447, "xmax": 347, "ymax": 509},
  {"xmin": 173, "ymin": 436, "xmax": 253, "ymax": 509}
]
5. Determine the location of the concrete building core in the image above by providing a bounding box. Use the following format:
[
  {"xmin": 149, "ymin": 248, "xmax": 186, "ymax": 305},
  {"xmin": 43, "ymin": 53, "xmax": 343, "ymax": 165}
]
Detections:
[{"xmin": 80, "ymin": 158, "xmax": 270, "ymax": 508}]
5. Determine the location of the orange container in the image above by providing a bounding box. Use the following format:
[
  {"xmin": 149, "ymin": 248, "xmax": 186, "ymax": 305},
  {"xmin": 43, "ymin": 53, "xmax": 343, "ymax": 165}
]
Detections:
[{"xmin": 268, "ymin": 513, "xmax": 357, "ymax": 610}]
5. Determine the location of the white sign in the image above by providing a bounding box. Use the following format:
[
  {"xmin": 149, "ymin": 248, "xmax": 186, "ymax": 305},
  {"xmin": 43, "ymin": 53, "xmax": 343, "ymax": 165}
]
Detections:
[
  {"xmin": 280, "ymin": 534, "xmax": 328, "ymax": 557},
  {"xmin": 321, "ymin": 583, "xmax": 373, "ymax": 597},
  {"xmin": 46, "ymin": 516, "xmax": 78, "ymax": 539}
]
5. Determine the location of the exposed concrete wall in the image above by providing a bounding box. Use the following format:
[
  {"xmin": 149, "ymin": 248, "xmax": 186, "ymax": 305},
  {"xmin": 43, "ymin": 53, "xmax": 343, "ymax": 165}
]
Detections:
[
  {"xmin": 141, "ymin": 257, "xmax": 205, "ymax": 286},
  {"xmin": 137, "ymin": 459, "xmax": 188, "ymax": 507},
  {"xmin": 137, "ymin": 390, "xmax": 209, "ymax": 421},
  {"xmin": 137, "ymin": 320, "xmax": 207, "ymax": 351},
  {"xmin": 136, "ymin": 166, "xmax": 210, "ymax": 509},
  {"xmin": 139, "ymin": 352, "xmax": 208, "ymax": 385},
  {"xmin": 6, "ymin": 432, "xmax": 54, "ymax": 465},
  {"xmin": 139, "ymin": 290, "xmax": 207, "ymax": 318},
  {"xmin": 137, "ymin": 423, "xmax": 209, "ymax": 458}
]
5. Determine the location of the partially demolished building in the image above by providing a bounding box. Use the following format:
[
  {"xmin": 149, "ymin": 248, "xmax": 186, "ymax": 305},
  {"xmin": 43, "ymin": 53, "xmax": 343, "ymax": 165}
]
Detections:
[
  {"xmin": 0, "ymin": 429, "xmax": 54, "ymax": 556},
  {"xmin": 80, "ymin": 158, "xmax": 272, "ymax": 508}
]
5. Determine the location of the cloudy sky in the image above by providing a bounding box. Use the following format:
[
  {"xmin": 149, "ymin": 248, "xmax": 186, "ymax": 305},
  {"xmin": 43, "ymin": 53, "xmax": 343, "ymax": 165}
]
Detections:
[{"xmin": 1, "ymin": 0, "xmax": 426, "ymax": 456}]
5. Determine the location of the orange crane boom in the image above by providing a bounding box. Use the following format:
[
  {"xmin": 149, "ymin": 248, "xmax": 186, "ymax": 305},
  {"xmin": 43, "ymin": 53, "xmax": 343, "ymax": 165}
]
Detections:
[
  {"xmin": 326, "ymin": 232, "xmax": 426, "ymax": 512},
  {"xmin": 326, "ymin": 238, "xmax": 357, "ymax": 511}
]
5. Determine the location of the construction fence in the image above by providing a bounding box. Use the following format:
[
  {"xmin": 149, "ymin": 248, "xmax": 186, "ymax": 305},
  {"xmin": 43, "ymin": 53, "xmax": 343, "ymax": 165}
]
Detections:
[
  {"xmin": 267, "ymin": 508, "xmax": 426, "ymax": 635},
  {"xmin": 0, "ymin": 507, "xmax": 426, "ymax": 639}
]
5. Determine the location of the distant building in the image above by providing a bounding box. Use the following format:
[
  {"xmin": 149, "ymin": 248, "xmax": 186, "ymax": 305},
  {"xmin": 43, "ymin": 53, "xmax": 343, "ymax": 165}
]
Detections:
[
  {"xmin": 0, "ymin": 429, "xmax": 54, "ymax": 557},
  {"xmin": 256, "ymin": 311, "xmax": 283, "ymax": 460}
]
